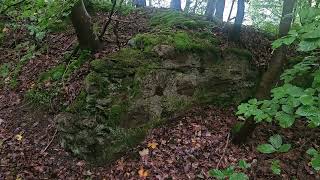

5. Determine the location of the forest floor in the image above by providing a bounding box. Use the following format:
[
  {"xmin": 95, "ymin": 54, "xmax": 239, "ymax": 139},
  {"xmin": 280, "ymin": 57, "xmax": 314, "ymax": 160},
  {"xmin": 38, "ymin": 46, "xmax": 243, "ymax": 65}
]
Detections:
[{"xmin": 1, "ymin": 8, "xmax": 320, "ymax": 179}]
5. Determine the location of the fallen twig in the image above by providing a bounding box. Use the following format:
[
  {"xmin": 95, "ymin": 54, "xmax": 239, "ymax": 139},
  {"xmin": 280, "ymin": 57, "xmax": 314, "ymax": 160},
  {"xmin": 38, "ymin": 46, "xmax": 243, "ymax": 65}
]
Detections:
[
  {"xmin": 41, "ymin": 129, "xmax": 58, "ymax": 154},
  {"xmin": 216, "ymin": 133, "xmax": 230, "ymax": 169}
]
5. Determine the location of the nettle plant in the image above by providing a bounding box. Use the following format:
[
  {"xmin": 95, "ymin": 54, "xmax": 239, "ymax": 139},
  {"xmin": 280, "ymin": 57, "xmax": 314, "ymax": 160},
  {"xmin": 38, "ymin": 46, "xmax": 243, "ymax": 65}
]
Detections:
[{"xmin": 237, "ymin": 6, "xmax": 320, "ymax": 129}]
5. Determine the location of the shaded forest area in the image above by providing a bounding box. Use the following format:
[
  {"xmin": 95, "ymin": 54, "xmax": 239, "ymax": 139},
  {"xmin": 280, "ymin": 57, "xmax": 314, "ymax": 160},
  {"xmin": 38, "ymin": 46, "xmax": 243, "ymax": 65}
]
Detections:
[{"xmin": 0, "ymin": 0, "xmax": 320, "ymax": 179}]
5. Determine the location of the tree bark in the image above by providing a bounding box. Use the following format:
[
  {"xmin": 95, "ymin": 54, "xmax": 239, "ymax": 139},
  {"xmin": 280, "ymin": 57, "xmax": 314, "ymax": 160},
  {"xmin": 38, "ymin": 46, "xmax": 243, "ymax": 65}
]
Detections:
[
  {"xmin": 184, "ymin": 0, "xmax": 192, "ymax": 12},
  {"xmin": 215, "ymin": 0, "xmax": 225, "ymax": 21},
  {"xmin": 170, "ymin": 0, "xmax": 182, "ymax": 11},
  {"xmin": 230, "ymin": 0, "xmax": 245, "ymax": 41},
  {"xmin": 231, "ymin": 0, "xmax": 296, "ymax": 145},
  {"xmin": 205, "ymin": 0, "xmax": 216, "ymax": 20},
  {"xmin": 70, "ymin": 0, "xmax": 101, "ymax": 51}
]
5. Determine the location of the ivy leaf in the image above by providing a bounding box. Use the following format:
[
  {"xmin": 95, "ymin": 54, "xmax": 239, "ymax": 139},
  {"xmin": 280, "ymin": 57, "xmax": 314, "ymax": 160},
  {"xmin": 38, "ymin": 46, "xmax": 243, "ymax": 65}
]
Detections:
[
  {"xmin": 299, "ymin": 94, "xmax": 314, "ymax": 105},
  {"xmin": 278, "ymin": 144, "xmax": 291, "ymax": 153},
  {"xmin": 229, "ymin": 173, "xmax": 249, "ymax": 180},
  {"xmin": 257, "ymin": 144, "xmax": 276, "ymax": 154},
  {"xmin": 208, "ymin": 169, "xmax": 225, "ymax": 179},
  {"xmin": 269, "ymin": 134, "xmax": 282, "ymax": 149},
  {"xmin": 275, "ymin": 111, "xmax": 295, "ymax": 128}
]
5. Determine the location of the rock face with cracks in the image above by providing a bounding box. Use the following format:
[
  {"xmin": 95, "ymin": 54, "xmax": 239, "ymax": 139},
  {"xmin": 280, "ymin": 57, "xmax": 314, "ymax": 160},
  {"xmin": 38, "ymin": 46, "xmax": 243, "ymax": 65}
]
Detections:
[
  {"xmin": 56, "ymin": 45, "xmax": 258, "ymax": 164},
  {"xmin": 55, "ymin": 11, "xmax": 259, "ymax": 164}
]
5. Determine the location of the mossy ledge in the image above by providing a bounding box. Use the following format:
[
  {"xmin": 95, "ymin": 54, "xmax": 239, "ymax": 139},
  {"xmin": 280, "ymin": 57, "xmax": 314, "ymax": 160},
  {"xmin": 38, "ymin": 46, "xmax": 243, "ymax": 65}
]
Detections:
[{"xmin": 55, "ymin": 9, "xmax": 259, "ymax": 164}]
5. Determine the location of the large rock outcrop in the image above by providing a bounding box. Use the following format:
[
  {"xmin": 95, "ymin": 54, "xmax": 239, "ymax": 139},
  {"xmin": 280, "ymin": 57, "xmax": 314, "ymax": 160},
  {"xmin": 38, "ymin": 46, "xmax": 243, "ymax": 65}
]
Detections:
[{"xmin": 55, "ymin": 10, "xmax": 259, "ymax": 163}]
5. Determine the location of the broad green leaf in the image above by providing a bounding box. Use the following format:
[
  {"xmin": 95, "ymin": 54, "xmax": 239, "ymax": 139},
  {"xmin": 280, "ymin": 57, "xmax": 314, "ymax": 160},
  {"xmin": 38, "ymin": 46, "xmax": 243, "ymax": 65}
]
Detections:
[
  {"xmin": 269, "ymin": 134, "xmax": 282, "ymax": 149},
  {"xmin": 222, "ymin": 166, "xmax": 235, "ymax": 176},
  {"xmin": 285, "ymin": 85, "xmax": 304, "ymax": 97},
  {"xmin": 307, "ymin": 148, "xmax": 319, "ymax": 156},
  {"xmin": 282, "ymin": 105, "xmax": 294, "ymax": 114},
  {"xmin": 257, "ymin": 144, "xmax": 277, "ymax": 154},
  {"xmin": 311, "ymin": 155, "xmax": 320, "ymax": 171},
  {"xmin": 299, "ymin": 94, "xmax": 314, "ymax": 105},
  {"xmin": 298, "ymin": 40, "xmax": 318, "ymax": 52},
  {"xmin": 229, "ymin": 173, "xmax": 249, "ymax": 180},
  {"xmin": 238, "ymin": 160, "xmax": 251, "ymax": 169},
  {"xmin": 296, "ymin": 106, "xmax": 318, "ymax": 117},
  {"xmin": 248, "ymin": 98, "xmax": 258, "ymax": 105},
  {"xmin": 278, "ymin": 144, "xmax": 291, "ymax": 153},
  {"xmin": 208, "ymin": 169, "xmax": 225, "ymax": 179},
  {"xmin": 302, "ymin": 28, "xmax": 320, "ymax": 39},
  {"xmin": 275, "ymin": 112, "xmax": 295, "ymax": 128}
]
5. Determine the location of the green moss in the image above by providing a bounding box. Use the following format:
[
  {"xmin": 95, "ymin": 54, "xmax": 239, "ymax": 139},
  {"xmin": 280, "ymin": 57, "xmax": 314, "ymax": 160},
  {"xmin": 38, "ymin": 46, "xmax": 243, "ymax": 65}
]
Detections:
[
  {"xmin": 39, "ymin": 64, "xmax": 66, "ymax": 82},
  {"xmin": 67, "ymin": 90, "xmax": 87, "ymax": 113},
  {"xmin": 108, "ymin": 48, "xmax": 145, "ymax": 64},
  {"xmin": 90, "ymin": 0, "xmax": 134, "ymax": 15},
  {"xmin": 25, "ymin": 87, "xmax": 59, "ymax": 107},
  {"xmin": 150, "ymin": 10, "xmax": 210, "ymax": 30},
  {"xmin": 162, "ymin": 96, "xmax": 192, "ymax": 113},
  {"xmin": 133, "ymin": 31, "xmax": 217, "ymax": 53},
  {"xmin": 107, "ymin": 104, "xmax": 127, "ymax": 127}
]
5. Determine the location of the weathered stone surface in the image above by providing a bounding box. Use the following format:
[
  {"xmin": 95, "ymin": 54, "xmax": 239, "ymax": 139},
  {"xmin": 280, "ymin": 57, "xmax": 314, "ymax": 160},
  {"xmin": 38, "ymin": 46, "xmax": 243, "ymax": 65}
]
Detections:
[{"xmin": 56, "ymin": 46, "xmax": 259, "ymax": 164}]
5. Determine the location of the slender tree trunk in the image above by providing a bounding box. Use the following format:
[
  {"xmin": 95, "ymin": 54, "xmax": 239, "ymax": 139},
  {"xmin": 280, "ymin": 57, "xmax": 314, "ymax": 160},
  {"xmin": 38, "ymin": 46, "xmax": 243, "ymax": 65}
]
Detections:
[
  {"xmin": 227, "ymin": 0, "xmax": 235, "ymax": 21},
  {"xmin": 192, "ymin": 0, "xmax": 199, "ymax": 13},
  {"xmin": 231, "ymin": 0, "xmax": 296, "ymax": 145},
  {"xmin": 170, "ymin": 0, "xmax": 182, "ymax": 11},
  {"xmin": 149, "ymin": 0, "xmax": 152, "ymax": 6},
  {"xmin": 230, "ymin": 0, "xmax": 245, "ymax": 41},
  {"xmin": 134, "ymin": 0, "xmax": 146, "ymax": 7},
  {"xmin": 205, "ymin": 0, "xmax": 216, "ymax": 20},
  {"xmin": 70, "ymin": 0, "xmax": 101, "ymax": 51},
  {"xmin": 184, "ymin": 0, "xmax": 192, "ymax": 12},
  {"xmin": 215, "ymin": 0, "xmax": 225, "ymax": 21}
]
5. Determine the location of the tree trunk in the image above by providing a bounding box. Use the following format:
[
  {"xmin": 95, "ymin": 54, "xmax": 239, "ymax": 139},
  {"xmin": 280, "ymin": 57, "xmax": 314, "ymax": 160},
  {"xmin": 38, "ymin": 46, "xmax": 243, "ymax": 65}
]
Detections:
[
  {"xmin": 184, "ymin": 0, "xmax": 192, "ymax": 12},
  {"xmin": 170, "ymin": 0, "xmax": 182, "ymax": 11},
  {"xmin": 231, "ymin": 0, "xmax": 296, "ymax": 145},
  {"xmin": 134, "ymin": 0, "xmax": 146, "ymax": 7},
  {"xmin": 227, "ymin": 0, "xmax": 236, "ymax": 22},
  {"xmin": 70, "ymin": 0, "xmax": 101, "ymax": 51},
  {"xmin": 230, "ymin": 0, "xmax": 245, "ymax": 41},
  {"xmin": 205, "ymin": 0, "xmax": 216, "ymax": 20},
  {"xmin": 148, "ymin": 0, "xmax": 152, "ymax": 6},
  {"xmin": 215, "ymin": 0, "xmax": 225, "ymax": 21},
  {"xmin": 192, "ymin": 0, "xmax": 199, "ymax": 13}
]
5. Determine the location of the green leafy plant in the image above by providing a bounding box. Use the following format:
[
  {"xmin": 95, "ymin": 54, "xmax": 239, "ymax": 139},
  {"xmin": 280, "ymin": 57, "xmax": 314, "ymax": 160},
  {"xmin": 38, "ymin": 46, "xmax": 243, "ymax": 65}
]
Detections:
[
  {"xmin": 307, "ymin": 148, "xmax": 320, "ymax": 171},
  {"xmin": 208, "ymin": 160, "xmax": 250, "ymax": 180},
  {"xmin": 257, "ymin": 134, "xmax": 291, "ymax": 154},
  {"xmin": 271, "ymin": 160, "xmax": 281, "ymax": 175}
]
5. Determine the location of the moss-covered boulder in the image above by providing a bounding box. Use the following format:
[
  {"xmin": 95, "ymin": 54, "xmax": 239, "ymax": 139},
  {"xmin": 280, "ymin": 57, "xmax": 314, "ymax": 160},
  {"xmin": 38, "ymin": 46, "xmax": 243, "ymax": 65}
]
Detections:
[{"xmin": 56, "ymin": 10, "xmax": 259, "ymax": 164}]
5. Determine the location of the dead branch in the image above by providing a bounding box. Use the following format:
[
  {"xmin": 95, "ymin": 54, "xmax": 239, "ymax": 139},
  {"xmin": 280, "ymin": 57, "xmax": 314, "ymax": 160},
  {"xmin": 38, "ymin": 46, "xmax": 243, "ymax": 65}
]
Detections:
[
  {"xmin": 99, "ymin": 0, "xmax": 117, "ymax": 40},
  {"xmin": 216, "ymin": 133, "xmax": 230, "ymax": 169}
]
